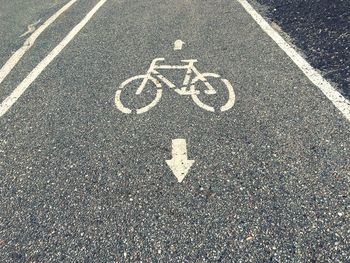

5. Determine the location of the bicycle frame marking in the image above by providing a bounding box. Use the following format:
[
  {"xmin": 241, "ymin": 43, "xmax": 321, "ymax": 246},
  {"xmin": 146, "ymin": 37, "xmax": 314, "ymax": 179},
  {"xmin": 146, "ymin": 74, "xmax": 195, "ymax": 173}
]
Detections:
[
  {"xmin": 115, "ymin": 57, "xmax": 236, "ymax": 114},
  {"xmin": 136, "ymin": 58, "xmax": 215, "ymax": 95}
]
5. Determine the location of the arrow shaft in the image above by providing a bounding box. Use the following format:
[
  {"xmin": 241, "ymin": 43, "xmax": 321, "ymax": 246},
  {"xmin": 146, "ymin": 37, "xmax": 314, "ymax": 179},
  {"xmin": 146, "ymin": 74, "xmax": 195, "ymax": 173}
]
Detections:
[{"xmin": 171, "ymin": 138, "xmax": 188, "ymax": 157}]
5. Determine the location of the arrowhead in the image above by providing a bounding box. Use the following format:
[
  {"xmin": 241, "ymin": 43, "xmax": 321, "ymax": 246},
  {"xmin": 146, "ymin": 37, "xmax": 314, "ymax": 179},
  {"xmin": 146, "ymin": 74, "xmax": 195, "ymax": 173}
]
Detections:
[
  {"xmin": 166, "ymin": 158, "xmax": 195, "ymax": 183},
  {"xmin": 174, "ymin": 39, "xmax": 185, "ymax": 50}
]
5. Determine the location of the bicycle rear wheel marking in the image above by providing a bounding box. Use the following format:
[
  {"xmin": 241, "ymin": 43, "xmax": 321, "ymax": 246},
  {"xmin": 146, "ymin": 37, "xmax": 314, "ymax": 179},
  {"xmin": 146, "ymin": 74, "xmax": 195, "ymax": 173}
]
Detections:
[
  {"xmin": 136, "ymin": 90, "xmax": 162, "ymax": 114},
  {"xmin": 115, "ymin": 90, "xmax": 132, "ymax": 114},
  {"xmin": 115, "ymin": 75, "xmax": 162, "ymax": 114}
]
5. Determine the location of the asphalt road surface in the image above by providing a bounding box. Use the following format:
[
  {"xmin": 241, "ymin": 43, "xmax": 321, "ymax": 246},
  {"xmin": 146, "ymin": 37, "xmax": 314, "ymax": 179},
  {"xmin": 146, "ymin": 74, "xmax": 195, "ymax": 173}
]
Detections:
[
  {"xmin": 254, "ymin": 0, "xmax": 350, "ymax": 98},
  {"xmin": 0, "ymin": 0, "xmax": 349, "ymax": 262}
]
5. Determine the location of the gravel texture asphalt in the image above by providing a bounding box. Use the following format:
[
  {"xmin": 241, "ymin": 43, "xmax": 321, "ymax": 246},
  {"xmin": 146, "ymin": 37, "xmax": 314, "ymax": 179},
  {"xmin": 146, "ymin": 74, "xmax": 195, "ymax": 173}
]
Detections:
[
  {"xmin": 0, "ymin": 0, "xmax": 349, "ymax": 262},
  {"xmin": 0, "ymin": 0, "xmax": 69, "ymax": 67},
  {"xmin": 252, "ymin": 0, "xmax": 350, "ymax": 98}
]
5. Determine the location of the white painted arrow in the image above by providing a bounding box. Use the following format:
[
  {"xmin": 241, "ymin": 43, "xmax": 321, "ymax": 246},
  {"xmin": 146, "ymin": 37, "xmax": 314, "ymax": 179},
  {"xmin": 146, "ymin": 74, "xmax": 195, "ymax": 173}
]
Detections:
[
  {"xmin": 166, "ymin": 139, "xmax": 195, "ymax": 183},
  {"xmin": 174, "ymin": 39, "xmax": 185, "ymax": 50}
]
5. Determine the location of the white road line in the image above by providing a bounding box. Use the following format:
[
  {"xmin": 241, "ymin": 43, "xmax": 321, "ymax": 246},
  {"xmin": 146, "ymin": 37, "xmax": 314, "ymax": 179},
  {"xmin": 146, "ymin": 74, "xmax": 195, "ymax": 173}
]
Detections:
[
  {"xmin": 0, "ymin": 0, "xmax": 107, "ymax": 118},
  {"xmin": 19, "ymin": 19, "xmax": 42, "ymax": 38},
  {"xmin": 0, "ymin": 0, "xmax": 78, "ymax": 86},
  {"xmin": 236, "ymin": 0, "xmax": 350, "ymax": 122}
]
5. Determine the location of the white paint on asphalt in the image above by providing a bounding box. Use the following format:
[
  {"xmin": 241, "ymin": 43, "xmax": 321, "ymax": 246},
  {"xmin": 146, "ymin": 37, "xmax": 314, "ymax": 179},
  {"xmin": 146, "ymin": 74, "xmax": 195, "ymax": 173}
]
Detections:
[
  {"xmin": 237, "ymin": 0, "xmax": 350, "ymax": 122},
  {"xmin": 19, "ymin": 19, "xmax": 42, "ymax": 38},
  {"xmin": 0, "ymin": 0, "xmax": 78, "ymax": 86},
  {"xmin": 0, "ymin": 0, "xmax": 108, "ymax": 118},
  {"xmin": 166, "ymin": 139, "xmax": 195, "ymax": 183},
  {"xmin": 174, "ymin": 39, "xmax": 185, "ymax": 50},
  {"xmin": 115, "ymin": 57, "xmax": 235, "ymax": 114}
]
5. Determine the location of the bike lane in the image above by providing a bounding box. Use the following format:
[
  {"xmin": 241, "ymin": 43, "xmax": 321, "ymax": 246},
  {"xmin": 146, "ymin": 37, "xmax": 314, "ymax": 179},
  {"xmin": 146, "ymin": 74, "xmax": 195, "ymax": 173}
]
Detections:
[{"xmin": 0, "ymin": 0, "xmax": 349, "ymax": 261}]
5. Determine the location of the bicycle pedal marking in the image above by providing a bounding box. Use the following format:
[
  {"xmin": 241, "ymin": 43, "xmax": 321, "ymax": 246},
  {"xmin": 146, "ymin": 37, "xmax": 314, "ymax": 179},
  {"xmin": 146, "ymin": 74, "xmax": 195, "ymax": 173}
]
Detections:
[
  {"xmin": 115, "ymin": 57, "xmax": 236, "ymax": 114},
  {"xmin": 175, "ymin": 87, "xmax": 200, "ymax": 95}
]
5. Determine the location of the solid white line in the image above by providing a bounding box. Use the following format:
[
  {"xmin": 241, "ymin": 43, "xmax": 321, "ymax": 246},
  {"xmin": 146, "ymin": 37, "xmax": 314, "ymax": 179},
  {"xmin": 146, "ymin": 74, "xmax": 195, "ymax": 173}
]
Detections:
[
  {"xmin": 236, "ymin": 0, "xmax": 350, "ymax": 122},
  {"xmin": 0, "ymin": 0, "xmax": 78, "ymax": 86},
  {"xmin": 0, "ymin": 0, "xmax": 107, "ymax": 118}
]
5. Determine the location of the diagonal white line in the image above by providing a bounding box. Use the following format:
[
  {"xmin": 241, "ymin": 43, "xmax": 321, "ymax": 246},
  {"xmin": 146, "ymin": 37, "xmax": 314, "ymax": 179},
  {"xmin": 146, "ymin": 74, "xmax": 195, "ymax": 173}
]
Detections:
[
  {"xmin": 0, "ymin": 0, "xmax": 78, "ymax": 86},
  {"xmin": 0, "ymin": 0, "xmax": 108, "ymax": 118},
  {"xmin": 236, "ymin": 0, "xmax": 350, "ymax": 122}
]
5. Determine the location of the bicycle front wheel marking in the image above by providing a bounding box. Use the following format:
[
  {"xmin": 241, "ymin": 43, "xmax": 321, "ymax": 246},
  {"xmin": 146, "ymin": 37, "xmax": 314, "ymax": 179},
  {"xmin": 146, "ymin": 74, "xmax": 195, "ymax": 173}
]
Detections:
[
  {"xmin": 191, "ymin": 74, "xmax": 236, "ymax": 112},
  {"xmin": 219, "ymin": 78, "xmax": 235, "ymax": 112},
  {"xmin": 191, "ymin": 95, "xmax": 215, "ymax": 112}
]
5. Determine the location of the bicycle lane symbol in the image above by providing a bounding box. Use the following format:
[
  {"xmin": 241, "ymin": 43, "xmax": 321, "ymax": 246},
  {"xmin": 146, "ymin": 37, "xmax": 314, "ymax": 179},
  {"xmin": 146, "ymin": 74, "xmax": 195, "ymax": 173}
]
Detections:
[{"xmin": 115, "ymin": 41, "xmax": 236, "ymax": 114}]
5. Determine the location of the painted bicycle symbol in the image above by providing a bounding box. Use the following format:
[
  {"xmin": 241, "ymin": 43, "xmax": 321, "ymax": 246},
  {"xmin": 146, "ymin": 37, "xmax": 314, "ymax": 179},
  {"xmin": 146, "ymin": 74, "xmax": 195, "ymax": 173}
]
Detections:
[{"xmin": 115, "ymin": 57, "xmax": 236, "ymax": 114}]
